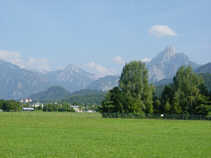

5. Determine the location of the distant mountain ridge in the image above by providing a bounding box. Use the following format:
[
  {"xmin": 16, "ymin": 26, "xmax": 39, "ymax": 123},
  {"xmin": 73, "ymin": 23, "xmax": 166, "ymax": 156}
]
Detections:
[
  {"xmin": 195, "ymin": 63, "xmax": 211, "ymax": 74},
  {"xmin": 30, "ymin": 86, "xmax": 71, "ymax": 101},
  {"xmin": 147, "ymin": 46, "xmax": 199, "ymax": 82},
  {"xmin": 87, "ymin": 46, "xmax": 200, "ymax": 91},
  {"xmin": 30, "ymin": 87, "xmax": 105, "ymax": 105},
  {"xmin": 45, "ymin": 64, "xmax": 94, "ymax": 92},
  {"xmin": 0, "ymin": 46, "xmax": 207, "ymax": 99},
  {"xmin": 86, "ymin": 75, "xmax": 119, "ymax": 91},
  {"xmin": 0, "ymin": 60, "xmax": 49, "ymax": 99},
  {"xmin": 0, "ymin": 61, "xmax": 95, "ymax": 99}
]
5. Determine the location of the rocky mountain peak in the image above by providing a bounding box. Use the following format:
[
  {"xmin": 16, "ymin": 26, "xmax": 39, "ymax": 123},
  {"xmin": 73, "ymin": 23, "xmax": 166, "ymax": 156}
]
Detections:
[
  {"xmin": 163, "ymin": 45, "xmax": 176, "ymax": 57},
  {"xmin": 150, "ymin": 46, "xmax": 177, "ymax": 65},
  {"xmin": 147, "ymin": 46, "xmax": 198, "ymax": 82},
  {"xmin": 64, "ymin": 64, "xmax": 81, "ymax": 73}
]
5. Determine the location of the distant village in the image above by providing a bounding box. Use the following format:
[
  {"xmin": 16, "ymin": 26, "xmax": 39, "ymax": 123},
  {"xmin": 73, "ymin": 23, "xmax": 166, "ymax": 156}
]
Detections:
[{"xmin": 19, "ymin": 98, "xmax": 95, "ymax": 113}]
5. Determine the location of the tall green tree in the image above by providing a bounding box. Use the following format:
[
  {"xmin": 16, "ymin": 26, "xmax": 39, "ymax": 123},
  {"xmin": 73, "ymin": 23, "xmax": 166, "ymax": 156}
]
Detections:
[
  {"xmin": 101, "ymin": 87, "xmax": 124, "ymax": 113},
  {"xmin": 101, "ymin": 61, "xmax": 154, "ymax": 114}
]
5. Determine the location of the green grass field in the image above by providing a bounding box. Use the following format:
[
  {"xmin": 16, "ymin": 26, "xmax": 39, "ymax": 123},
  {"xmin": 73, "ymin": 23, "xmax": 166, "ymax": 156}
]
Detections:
[{"xmin": 0, "ymin": 112, "xmax": 211, "ymax": 158}]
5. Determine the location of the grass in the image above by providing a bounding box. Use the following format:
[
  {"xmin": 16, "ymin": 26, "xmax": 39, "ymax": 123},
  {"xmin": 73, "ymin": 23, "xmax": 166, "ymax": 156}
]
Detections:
[{"xmin": 0, "ymin": 112, "xmax": 211, "ymax": 158}]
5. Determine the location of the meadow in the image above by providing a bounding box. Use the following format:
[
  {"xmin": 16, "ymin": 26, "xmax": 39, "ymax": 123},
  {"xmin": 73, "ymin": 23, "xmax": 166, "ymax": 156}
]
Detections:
[{"xmin": 0, "ymin": 112, "xmax": 211, "ymax": 158}]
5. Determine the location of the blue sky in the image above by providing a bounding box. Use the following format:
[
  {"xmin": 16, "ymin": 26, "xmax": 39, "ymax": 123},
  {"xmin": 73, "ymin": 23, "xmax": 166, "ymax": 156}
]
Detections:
[{"xmin": 1, "ymin": 0, "xmax": 211, "ymax": 76}]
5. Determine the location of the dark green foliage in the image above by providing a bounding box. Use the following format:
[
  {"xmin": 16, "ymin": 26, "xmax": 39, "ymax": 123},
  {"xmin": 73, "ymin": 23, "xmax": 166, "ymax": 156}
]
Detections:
[
  {"xmin": 154, "ymin": 73, "xmax": 211, "ymax": 99},
  {"xmin": 153, "ymin": 79, "xmax": 173, "ymax": 98},
  {"xmin": 153, "ymin": 98, "xmax": 161, "ymax": 114},
  {"xmin": 160, "ymin": 66, "xmax": 210, "ymax": 116},
  {"xmin": 160, "ymin": 85, "xmax": 175, "ymax": 112},
  {"xmin": 63, "ymin": 89, "xmax": 106, "ymax": 105},
  {"xmin": 200, "ymin": 73, "xmax": 211, "ymax": 92},
  {"xmin": 164, "ymin": 101, "xmax": 171, "ymax": 113},
  {"xmin": 43, "ymin": 103, "xmax": 75, "ymax": 112},
  {"xmin": 0, "ymin": 100, "xmax": 21, "ymax": 112},
  {"xmin": 101, "ymin": 61, "xmax": 154, "ymax": 115},
  {"xmin": 154, "ymin": 85, "xmax": 165, "ymax": 98}
]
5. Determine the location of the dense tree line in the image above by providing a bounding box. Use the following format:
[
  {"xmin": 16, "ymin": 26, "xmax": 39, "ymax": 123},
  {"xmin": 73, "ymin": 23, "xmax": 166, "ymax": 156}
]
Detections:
[
  {"xmin": 0, "ymin": 100, "xmax": 21, "ymax": 112},
  {"xmin": 0, "ymin": 100, "xmax": 75, "ymax": 112},
  {"xmin": 42, "ymin": 103, "xmax": 75, "ymax": 112},
  {"xmin": 101, "ymin": 61, "xmax": 211, "ymax": 117},
  {"xmin": 154, "ymin": 66, "xmax": 211, "ymax": 115}
]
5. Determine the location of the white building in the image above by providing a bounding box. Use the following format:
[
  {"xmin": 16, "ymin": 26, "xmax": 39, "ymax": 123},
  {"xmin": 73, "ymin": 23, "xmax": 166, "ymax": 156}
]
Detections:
[
  {"xmin": 32, "ymin": 102, "xmax": 43, "ymax": 108},
  {"xmin": 20, "ymin": 98, "xmax": 33, "ymax": 104},
  {"xmin": 86, "ymin": 110, "xmax": 95, "ymax": 113},
  {"xmin": 22, "ymin": 107, "xmax": 34, "ymax": 111},
  {"xmin": 71, "ymin": 105, "xmax": 82, "ymax": 112}
]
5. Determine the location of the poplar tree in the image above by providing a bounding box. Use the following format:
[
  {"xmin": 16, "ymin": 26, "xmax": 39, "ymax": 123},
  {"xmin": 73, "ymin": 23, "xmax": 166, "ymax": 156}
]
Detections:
[{"xmin": 101, "ymin": 61, "xmax": 154, "ymax": 114}]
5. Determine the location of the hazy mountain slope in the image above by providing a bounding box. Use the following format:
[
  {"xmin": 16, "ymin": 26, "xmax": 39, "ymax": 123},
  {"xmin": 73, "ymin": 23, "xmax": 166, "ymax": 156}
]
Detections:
[
  {"xmin": 30, "ymin": 87, "xmax": 106, "ymax": 105},
  {"xmin": 0, "ymin": 61, "xmax": 95, "ymax": 99},
  {"xmin": 153, "ymin": 78, "xmax": 173, "ymax": 86},
  {"xmin": 30, "ymin": 86, "xmax": 71, "ymax": 101},
  {"xmin": 196, "ymin": 63, "xmax": 211, "ymax": 74},
  {"xmin": 86, "ymin": 75, "xmax": 119, "ymax": 91},
  {"xmin": 0, "ymin": 60, "xmax": 49, "ymax": 99},
  {"xmin": 46, "ymin": 64, "xmax": 95, "ymax": 92}
]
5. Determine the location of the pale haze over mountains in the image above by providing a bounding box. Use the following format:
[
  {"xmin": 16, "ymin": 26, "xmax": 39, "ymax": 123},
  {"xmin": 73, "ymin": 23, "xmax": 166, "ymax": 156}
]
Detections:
[{"xmin": 0, "ymin": 46, "xmax": 209, "ymax": 99}]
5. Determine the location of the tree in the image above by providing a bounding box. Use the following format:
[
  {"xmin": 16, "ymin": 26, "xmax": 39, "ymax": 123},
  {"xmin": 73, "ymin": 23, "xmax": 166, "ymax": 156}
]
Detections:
[
  {"xmin": 172, "ymin": 91, "xmax": 182, "ymax": 114},
  {"xmin": 164, "ymin": 100, "xmax": 171, "ymax": 113},
  {"xmin": 153, "ymin": 98, "xmax": 161, "ymax": 114},
  {"xmin": 101, "ymin": 61, "xmax": 154, "ymax": 115},
  {"xmin": 101, "ymin": 87, "xmax": 124, "ymax": 113},
  {"xmin": 161, "ymin": 66, "xmax": 209, "ymax": 115},
  {"xmin": 119, "ymin": 61, "xmax": 154, "ymax": 113},
  {"xmin": 0, "ymin": 100, "xmax": 21, "ymax": 112}
]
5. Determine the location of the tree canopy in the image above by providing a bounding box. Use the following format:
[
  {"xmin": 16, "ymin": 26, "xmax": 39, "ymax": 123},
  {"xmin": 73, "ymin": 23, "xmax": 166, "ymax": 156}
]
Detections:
[
  {"xmin": 101, "ymin": 61, "xmax": 154, "ymax": 114},
  {"xmin": 160, "ymin": 66, "xmax": 210, "ymax": 115}
]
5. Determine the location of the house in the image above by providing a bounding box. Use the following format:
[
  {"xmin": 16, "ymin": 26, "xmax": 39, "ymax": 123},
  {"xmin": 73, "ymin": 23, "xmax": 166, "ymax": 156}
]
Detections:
[
  {"xmin": 71, "ymin": 105, "xmax": 82, "ymax": 112},
  {"xmin": 32, "ymin": 102, "xmax": 43, "ymax": 108},
  {"xmin": 20, "ymin": 98, "xmax": 33, "ymax": 104}
]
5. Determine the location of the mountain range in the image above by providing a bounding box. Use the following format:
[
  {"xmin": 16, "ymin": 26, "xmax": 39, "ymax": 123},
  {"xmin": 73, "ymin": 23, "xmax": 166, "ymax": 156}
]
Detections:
[
  {"xmin": 0, "ymin": 60, "xmax": 94, "ymax": 99},
  {"xmin": 0, "ymin": 46, "xmax": 210, "ymax": 99}
]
